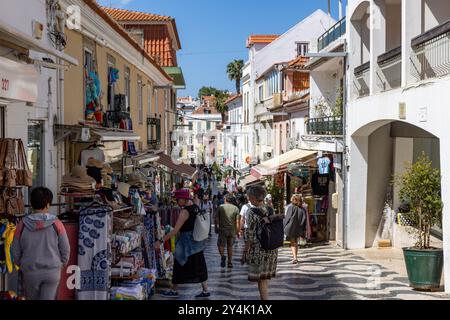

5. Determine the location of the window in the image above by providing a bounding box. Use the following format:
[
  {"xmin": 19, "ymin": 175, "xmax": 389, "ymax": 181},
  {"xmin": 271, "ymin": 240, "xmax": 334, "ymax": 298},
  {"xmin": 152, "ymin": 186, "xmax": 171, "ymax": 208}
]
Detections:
[
  {"xmin": 124, "ymin": 66, "xmax": 131, "ymax": 110},
  {"xmin": 258, "ymin": 85, "xmax": 264, "ymax": 102},
  {"xmin": 137, "ymin": 75, "xmax": 143, "ymax": 124},
  {"xmin": 266, "ymin": 70, "xmax": 280, "ymax": 97},
  {"xmin": 207, "ymin": 122, "xmax": 211, "ymax": 130},
  {"xmin": 188, "ymin": 121, "xmax": 193, "ymax": 131},
  {"xmin": 0, "ymin": 106, "xmax": 5, "ymax": 138},
  {"xmin": 296, "ymin": 42, "xmax": 309, "ymax": 57},
  {"xmin": 147, "ymin": 117, "xmax": 161, "ymax": 147},
  {"xmin": 197, "ymin": 122, "xmax": 201, "ymax": 132}
]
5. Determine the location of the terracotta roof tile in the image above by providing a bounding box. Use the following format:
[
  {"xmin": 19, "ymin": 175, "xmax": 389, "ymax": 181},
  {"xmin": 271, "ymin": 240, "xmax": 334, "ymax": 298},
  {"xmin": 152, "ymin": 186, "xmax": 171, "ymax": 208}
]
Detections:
[
  {"xmin": 225, "ymin": 94, "xmax": 242, "ymax": 105},
  {"xmin": 102, "ymin": 7, "xmax": 173, "ymax": 22},
  {"xmin": 246, "ymin": 35, "xmax": 279, "ymax": 47},
  {"xmin": 287, "ymin": 56, "xmax": 310, "ymax": 68},
  {"xmin": 192, "ymin": 104, "xmax": 221, "ymax": 116}
]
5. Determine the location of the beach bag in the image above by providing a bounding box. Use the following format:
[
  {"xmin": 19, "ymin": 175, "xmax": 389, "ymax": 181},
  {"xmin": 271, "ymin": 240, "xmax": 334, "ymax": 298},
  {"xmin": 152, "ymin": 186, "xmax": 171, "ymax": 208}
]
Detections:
[
  {"xmin": 4, "ymin": 139, "xmax": 17, "ymax": 188},
  {"xmin": 16, "ymin": 140, "xmax": 32, "ymax": 187},
  {"xmin": 251, "ymin": 207, "xmax": 284, "ymax": 251},
  {"xmin": 193, "ymin": 205, "xmax": 210, "ymax": 242}
]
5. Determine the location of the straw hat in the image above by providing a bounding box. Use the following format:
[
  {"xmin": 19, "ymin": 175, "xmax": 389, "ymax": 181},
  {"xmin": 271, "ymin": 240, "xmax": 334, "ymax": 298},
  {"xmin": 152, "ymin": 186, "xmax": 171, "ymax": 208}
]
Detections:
[
  {"xmin": 102, "ymin": 163, "xmax": 113, "ymax": 175},
  {"xmin": 62, "ymin": 165, "xmax": 96, "ymax": 186},
  {"xmin": 118, "ymin": 182, "xmax": 130, "ymax": 197},
  {"xmin": 127, "ymin": 173, "xmax": 146, "ymax": 187},
  {"xmin": 86, "ymin": 158, "xmax": 104, "ymax": 169}
]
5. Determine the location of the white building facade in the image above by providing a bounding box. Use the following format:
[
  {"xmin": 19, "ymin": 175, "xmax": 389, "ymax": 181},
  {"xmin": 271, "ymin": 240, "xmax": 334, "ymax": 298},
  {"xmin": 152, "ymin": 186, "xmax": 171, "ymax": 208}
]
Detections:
[
  {"xmin": 249, "ymin": 10, "xmax": 336, "ymax": 163},
  {"xmin": 224, "ymin": 95, "xmax": 244, "ymax": 169},
  {"xmin": 0, "ymin": 0, "xmax": 78, "ymax": 201},
  {"xmin": 346, "ymin": 0, "xmax": 450, "ymax": 293}
]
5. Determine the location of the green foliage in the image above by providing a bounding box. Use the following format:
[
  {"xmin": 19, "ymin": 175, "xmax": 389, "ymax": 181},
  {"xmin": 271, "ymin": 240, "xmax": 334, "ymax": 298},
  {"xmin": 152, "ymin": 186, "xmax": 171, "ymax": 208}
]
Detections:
[
  {"xmin": 332, "ymin": 87, "xmax": 343, "ymax": 117},
  {"xmin": 394, "ymin": 152, "xmax": 443, "ymax": 249},
  {"xmin": 226, "ymin": 59, "xmax": 244, "ymax": 94}
]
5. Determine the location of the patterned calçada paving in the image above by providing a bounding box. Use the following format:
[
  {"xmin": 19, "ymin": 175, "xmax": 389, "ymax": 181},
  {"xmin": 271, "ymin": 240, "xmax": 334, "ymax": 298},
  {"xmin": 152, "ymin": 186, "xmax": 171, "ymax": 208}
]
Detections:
[{"xmin": 154, "ymin": 233, "xmax": 449, "ymax": 300}]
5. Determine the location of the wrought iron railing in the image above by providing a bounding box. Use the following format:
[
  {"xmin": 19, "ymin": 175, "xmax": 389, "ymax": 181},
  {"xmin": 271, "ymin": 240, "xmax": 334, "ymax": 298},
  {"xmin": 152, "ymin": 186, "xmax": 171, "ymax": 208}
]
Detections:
[
  {"xmin": 377, "ymin": 46, "xmax": 402, "ymax": 92},
  {"xmin": 411, "ymin": 20, "xmax": 450, "ymax": 81},
  {"xmin": 307, "ymin": 116, "xmax": 343, "ymax": 136},
  {"xmin": 318, "ymin": 17, "xmax": 346, "ymax": 52}
]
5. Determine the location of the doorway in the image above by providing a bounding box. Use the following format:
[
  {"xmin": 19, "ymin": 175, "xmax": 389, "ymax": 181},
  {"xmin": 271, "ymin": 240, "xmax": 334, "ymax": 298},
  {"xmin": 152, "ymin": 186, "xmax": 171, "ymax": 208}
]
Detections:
[{"xmin": 27, "ymin": 120, "xmax": 45, "ymax": 189}]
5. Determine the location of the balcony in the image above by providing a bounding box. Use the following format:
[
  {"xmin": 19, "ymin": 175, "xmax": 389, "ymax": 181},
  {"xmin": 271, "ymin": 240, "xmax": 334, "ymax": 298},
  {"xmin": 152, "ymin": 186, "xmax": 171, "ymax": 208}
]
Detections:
[
  {"xmin": 411, "ymin": 20, "xmax": 450, "ymax": 81},
  {"xmin": 318, "ymin": 17, "xmax": 346, "ymax": 52},
  {"xmin": 377, "ymin": 46, "xmax": 402, "ymax": 92},
  {"xmin": 307, "ymin": 116, "xmax": 343, "ymax": 136},
  {"xmin": 354, "ymin": 62, "xmax": 370, "ymax": 97}
]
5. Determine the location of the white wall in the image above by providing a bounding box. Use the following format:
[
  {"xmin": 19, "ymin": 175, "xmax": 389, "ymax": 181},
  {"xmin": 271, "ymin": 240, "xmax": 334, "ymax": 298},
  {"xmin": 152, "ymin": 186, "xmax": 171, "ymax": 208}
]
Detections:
[
  {"xmin": 0, "ymin": 0, "xmax": 60, "ymax": 199},
  {"xmin": 254, "ymin": 10, "xmax": 335, "ymax": 78},
  {"xmin": 366, "ymin": 124, "xmax": 393, "ymax": 247},
  {"xmin": 423, "ymin": 0, "xmax": 450, "ymax": 32}
]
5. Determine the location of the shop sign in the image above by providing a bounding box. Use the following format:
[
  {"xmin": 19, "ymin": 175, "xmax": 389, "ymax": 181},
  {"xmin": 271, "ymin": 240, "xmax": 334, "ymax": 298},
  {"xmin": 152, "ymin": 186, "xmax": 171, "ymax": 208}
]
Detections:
[{"xmin": 0, "ymin": 56, "xmax": 38, "ymax": 103}]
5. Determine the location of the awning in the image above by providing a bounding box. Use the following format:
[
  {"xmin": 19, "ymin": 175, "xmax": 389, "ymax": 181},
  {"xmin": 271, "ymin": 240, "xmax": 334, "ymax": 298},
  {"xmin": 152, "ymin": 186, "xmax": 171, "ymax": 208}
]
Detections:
[
  {"xmin": 238, "ymin": 174, "xmax": 260, "ymax": 188},
  {"xmin": 162, "ymin": 66, "xmax": 186, "ymax": 89},
  {"xmin": 93, "ymin": 129, "xmax": 140, "ymax": 142},
  {"xmin": 156, "ymin": 153, "xmax": 197, "ymax": 179},
  {"xmin": 251, "ymin": 149, "xmax": 317, "ymax": 179},
  {"xmin": 0, "ymin": 20, "xmax": 79, "ymax": 66},
  {"xmin": 132, "ymin": 153, "xmax": 160, "ymax": 166}
]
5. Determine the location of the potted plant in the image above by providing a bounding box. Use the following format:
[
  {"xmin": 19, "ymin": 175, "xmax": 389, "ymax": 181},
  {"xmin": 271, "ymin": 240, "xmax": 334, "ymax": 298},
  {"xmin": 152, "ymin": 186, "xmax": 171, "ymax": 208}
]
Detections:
[{"xmin": 394, "ymin": 152, "xmax": 443, "ymax": 290}]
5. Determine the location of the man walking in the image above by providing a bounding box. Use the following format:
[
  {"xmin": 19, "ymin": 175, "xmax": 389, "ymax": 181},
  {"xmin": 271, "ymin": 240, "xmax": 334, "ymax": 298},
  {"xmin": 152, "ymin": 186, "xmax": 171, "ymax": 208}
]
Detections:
[{"xmin": 215, "ymin": 194, "xmax": 240, "ymax": 268}]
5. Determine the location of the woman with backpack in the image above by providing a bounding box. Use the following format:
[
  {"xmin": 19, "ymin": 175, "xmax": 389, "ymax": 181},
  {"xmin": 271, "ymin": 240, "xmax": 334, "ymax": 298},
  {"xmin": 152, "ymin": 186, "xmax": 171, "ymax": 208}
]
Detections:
[
  {"xmin": 284, "ymin": 194, "xmax": 307, "ymax": 264},
  {"xmin": 155, "ymin": 189, "xmax": 210, "ymax": 299},
  {"xmin": 242, "ymin": 185, "xmax": 280, "ymax": 300}
]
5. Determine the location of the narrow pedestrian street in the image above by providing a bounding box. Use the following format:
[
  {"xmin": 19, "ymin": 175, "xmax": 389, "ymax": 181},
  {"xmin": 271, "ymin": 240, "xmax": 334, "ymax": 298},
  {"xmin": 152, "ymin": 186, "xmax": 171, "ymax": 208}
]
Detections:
[{"xmin": 156, "ymin": 233, "xmax": 448, "ymax": 300}]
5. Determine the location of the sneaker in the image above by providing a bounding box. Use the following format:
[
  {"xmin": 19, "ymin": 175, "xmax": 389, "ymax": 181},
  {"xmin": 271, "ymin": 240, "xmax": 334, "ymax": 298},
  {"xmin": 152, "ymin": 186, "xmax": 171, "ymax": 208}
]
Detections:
[
  {"xmin": 220, "ymin": 256, "xmax": 226, "ymax": 268},
  {"xmin": 161, "ymin": 290, "xmax": 179, "ymax": 298},
  {"xmin": 195, "ymin": 291, "xmax": 211, "ymax": 299}
]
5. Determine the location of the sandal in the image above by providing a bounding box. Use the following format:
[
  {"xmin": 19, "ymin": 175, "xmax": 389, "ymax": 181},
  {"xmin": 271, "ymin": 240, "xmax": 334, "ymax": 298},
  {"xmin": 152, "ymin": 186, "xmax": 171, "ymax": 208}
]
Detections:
[
  {"xmin": 195, "ymin": 291, "xmax": 211, "ymax": 298},
  {"xmin": 227, "ymin": 262, "xmax": 233, "ymax": 268},
  {"xmin": 292, "ymin": 259, "xmax": 298, "ymax": 264}
]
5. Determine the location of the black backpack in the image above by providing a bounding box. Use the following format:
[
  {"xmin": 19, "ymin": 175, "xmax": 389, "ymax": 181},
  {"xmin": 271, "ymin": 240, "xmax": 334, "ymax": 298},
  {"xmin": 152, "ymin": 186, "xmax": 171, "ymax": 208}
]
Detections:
[{"xmin": 250, "ymin": 207, "xmax": 284, "ymax": 250}]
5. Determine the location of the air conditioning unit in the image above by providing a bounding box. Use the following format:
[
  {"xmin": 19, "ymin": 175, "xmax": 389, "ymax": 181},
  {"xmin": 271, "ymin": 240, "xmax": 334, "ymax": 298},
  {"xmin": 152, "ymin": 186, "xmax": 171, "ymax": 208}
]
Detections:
[{"xmin": 273, "ymin": 93, "xmax": 282, "ymax": 107}]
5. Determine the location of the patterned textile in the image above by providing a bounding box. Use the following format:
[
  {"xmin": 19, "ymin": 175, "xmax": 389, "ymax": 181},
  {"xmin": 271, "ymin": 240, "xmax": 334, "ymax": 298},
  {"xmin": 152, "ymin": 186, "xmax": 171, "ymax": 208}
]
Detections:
[
  {"xmin": 245, "ymin": 206, "xmax": 278, "ymax": 282},
  {"xmin": 143, "ymin": 214, "xmax": 157, "ymax": 270},
  {"xmin": 77, "ymin": 205, "xmax": 112, "ymax": 300}
]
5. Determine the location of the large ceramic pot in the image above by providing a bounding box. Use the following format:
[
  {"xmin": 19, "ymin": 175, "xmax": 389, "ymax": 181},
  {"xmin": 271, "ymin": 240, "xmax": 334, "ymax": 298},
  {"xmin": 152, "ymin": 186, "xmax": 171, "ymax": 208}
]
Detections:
[{"xmin": 403, "ymin": 247, "xmax": 443, "ymax": 290}]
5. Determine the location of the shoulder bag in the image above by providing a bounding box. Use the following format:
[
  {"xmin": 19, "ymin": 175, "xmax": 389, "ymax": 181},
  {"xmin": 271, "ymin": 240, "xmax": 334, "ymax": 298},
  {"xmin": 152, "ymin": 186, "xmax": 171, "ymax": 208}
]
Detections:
[
  {"xmin": 4, "ymin": 139, "xmax": 17, "ymax": 188},
  {"xmin": 17, "ymin": 139, "xmax": 33, "ymax": 187}
]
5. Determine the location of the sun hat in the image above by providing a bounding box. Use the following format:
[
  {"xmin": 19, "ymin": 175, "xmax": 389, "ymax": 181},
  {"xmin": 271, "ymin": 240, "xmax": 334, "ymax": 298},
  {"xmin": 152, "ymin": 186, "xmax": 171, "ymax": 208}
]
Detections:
[
  {"xmin": 127, "ymin": 173, "xmax": 147, "ymax": 188},
  {"xmin": 118, "ymin": 182, "xmax": 131, "ymax": 197},
  {"xmin": 102, "ymin": 163, "xmax": 113, "ymax": 174},
  {"xmin": 173, "ymin": 189, "xmax": 191, "ymax": 200},
  {"xmin": 62, "ymin": 166, "xmax": 96, "ymax": 185},
  {"xmin": 86, "ymin": 158, "xmax": 104, "ymax": 169}
]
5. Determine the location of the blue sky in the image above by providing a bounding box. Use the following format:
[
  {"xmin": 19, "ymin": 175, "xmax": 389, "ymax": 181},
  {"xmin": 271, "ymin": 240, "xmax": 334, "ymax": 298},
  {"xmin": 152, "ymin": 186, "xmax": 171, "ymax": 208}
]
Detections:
[{"xmin": 98, "ymin": 0, "xmax": 347, "ymax": 98}]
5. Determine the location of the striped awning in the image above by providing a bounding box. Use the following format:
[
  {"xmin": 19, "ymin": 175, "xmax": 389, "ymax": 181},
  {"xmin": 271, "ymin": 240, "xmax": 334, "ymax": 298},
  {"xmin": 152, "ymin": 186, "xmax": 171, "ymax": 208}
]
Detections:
[
  {"xmin": 156, "ymin": 153, "xmax": 197, "ymax": 179},
  {"xmin": 250, "ymin": 149, "xmax": 317, "ymax": 179}
]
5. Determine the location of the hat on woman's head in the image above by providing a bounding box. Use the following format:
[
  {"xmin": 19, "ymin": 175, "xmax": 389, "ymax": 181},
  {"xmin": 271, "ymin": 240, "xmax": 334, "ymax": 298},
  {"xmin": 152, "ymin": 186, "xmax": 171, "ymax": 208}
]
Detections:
[{"xmin": 173, "ymin": 189, "xmax": 191, "ymax": 200}]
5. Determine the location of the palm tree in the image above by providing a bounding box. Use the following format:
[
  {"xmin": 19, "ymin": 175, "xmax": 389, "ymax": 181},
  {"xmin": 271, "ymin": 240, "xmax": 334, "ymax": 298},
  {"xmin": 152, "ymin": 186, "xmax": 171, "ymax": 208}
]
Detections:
[{"xmin": 226, "ymin": 60, "xmax": 244, "ymax": 94}]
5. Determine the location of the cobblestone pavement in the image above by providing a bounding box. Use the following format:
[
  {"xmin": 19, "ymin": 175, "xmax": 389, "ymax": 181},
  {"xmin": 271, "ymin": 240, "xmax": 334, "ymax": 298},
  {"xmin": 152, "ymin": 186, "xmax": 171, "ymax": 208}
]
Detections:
[{"xmin": 155, "ymin": 233, "xmax": 449, "ymax": 300}]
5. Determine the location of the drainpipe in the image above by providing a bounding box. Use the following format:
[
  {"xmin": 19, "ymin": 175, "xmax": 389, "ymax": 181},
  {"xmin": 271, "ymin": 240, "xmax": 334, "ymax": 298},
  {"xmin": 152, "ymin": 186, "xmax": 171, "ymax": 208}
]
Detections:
[
  {"xmin": 56, "ymin": 57, "xmax": 64, "ymax": 214},
  {"xmin": 342, "ymin": 52, "xmax": 349, "ymax": 250},
  {"xmin": 339, "ymin": 0, "xmax": 343, "ymax": 20},
  {"xmin": 328, "ymin": 0, "xmax": 331, "ymax": 17}
]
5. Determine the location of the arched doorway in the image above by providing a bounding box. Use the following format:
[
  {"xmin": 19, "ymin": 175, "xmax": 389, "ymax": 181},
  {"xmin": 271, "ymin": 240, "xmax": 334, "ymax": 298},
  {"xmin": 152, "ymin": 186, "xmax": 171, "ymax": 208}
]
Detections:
[{"xmin": 347, "ymin": 120, "xmax": 441, "ymax": 249}]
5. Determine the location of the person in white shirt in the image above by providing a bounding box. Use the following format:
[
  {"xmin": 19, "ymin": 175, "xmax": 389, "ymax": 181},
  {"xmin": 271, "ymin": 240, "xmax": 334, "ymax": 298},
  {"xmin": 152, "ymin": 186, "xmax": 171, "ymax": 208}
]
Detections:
[{"xmin": 239, "ymin": 202, "xmax": 254, "ymax": 243}]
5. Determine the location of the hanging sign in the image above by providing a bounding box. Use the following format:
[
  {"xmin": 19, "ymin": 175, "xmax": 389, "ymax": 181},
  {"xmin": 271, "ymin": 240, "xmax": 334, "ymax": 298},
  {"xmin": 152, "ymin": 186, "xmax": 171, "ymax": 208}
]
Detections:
[{"xmin": 0, "ymin": 56, "xmax": 38, "ymax": 102}]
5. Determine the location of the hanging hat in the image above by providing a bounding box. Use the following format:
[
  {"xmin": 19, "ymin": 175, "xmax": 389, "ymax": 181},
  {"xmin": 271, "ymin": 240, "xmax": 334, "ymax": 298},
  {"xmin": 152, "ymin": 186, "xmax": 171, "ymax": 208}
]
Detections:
[
  {"xmin": 86, "ymin": 158, "xmax": 104, "ymax": 169},
  {"xmin": 127, "ymin": 173, "xmax": 146, "ymax": 187},
  {"xmin": 62, "ymin": 166, "xmax": 96, "ymax": 190},
  {"xmin": 173, "ymin": 189, "xmax": 191, "ymax": 200},
  {"xmin": 102, "ymin": 163, "xmax": 113, "ymax": 175},
  {"xmin": 118, "ymin": 182, "xmax": 130, "ymax": 197}
]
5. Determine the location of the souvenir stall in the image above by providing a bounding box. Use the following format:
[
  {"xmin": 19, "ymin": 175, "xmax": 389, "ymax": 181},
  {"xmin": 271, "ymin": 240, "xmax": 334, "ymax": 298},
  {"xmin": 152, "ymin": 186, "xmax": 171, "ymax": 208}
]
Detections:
[
  {"xmin": 286, "ymin": 153, "xmax": 335, "ymax": 243},
  {"xmin": 0, "ymin": 138, "xmax": 33, "ymax": 299}
]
